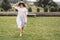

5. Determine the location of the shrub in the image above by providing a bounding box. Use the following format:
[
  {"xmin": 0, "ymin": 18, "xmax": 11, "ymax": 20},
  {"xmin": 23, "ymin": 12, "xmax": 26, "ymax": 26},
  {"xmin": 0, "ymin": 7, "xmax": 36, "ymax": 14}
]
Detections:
[
  {"xmin": 15, "ymin": 9, "xmax": 18, "ymax": 11},
  {"xmin": 1, "ymin": 0, "xmax": 11, "ymax": 11},
  {"xmin": 37, "ymin": 8, "xmax": 40, "ymax": 12},
  {"xmin": 49, "ymin": 6, "xmax": 55, "ymax": 12},
  {"xmin": 54, "ymin": 7, "xmax": 58, "ymax": 12},
  {"xmin": 58, "ymin": 7, "xmax": 60, "ymax": 12},
  {"xmin": 28, "ymin": 7, "xmax": 32, "ymax": 12},
  {"xmin": 0, "ymin": 8, "xmax": 4, "ymax": 12},
  {"xmin": 44, "ymin": 6, "xmax": 48, "ymax": 12}
]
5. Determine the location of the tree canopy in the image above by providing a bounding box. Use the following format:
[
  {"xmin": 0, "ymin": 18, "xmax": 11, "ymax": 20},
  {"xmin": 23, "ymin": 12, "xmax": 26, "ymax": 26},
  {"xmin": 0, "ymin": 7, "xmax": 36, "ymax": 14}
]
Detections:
[
  {"xmin": 1, "ymin": 0, "xmax": 11, "ymax": 11},
  {"xmin": 37, "ymin": 0, "xmax": 58, "ymax": 7}
]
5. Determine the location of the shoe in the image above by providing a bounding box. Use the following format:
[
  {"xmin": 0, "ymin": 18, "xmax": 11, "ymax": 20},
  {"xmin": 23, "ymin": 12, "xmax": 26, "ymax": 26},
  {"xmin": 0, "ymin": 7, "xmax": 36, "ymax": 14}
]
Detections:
[{"xmin": 20, "ymin": 34, "xmax": 23, "ymax": 37}]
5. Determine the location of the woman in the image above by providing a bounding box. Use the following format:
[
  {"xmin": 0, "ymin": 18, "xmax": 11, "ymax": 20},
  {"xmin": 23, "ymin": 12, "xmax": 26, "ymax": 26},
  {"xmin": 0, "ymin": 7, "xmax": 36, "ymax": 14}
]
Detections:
[{"xmin": 12, "ymin": 2, "xmax": 28, "ymax": 36}]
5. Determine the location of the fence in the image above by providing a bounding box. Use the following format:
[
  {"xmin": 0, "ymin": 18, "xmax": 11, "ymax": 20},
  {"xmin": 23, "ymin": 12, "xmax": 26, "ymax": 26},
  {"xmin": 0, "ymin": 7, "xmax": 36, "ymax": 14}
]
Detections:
[{"xmin": 0, "ymin": 12, "xmax": 60, "ymax": 16}]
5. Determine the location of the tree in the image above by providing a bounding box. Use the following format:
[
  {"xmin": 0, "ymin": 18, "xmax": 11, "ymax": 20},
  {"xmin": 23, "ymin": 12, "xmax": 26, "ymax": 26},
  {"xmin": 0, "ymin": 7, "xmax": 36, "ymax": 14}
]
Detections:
[
  {"xmin": 48, "ymin": 1, "xmax": 58, "ymax": 7},
  {"xmin": 48, "ymin": 1, "xmax": 58, "ymax": 12},
  {"xmin": 37, "ymin": 0, "xmax": 51, "ymax": 7},
  {"xmin": 28, "ymin": 7, "xmax": 32, "ymax": 12},
  {"xmin": 37, "ymin": 0, "xmax": 57, "ymax": 7},
  {"xmin": 44, "ymin": 5, "xmax": 48, "ymax": 12},
  {"xmin": 1, "ymin": 0, "xmax": 11, "ymax": 11},
  {"xmin": 37, "ymin": 8, "xmax": 40, "ymax": 12},
  {"xmin": 21, "ymin": 0, "xmax": 23, "ymax": 1},
  {"xmin": 37, "ymin": 0, "xmax": 58, "ymax": 12}
]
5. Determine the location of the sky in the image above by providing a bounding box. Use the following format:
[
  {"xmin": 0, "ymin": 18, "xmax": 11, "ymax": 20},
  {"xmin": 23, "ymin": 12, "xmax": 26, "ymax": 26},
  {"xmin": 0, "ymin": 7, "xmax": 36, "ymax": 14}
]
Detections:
[
  {"xmin": 53, "ymin": 0, "xmax": 60, "ymax": 2},
  {"xmin": 27, "ymin": 0, "xmax": 36, "ymax": 2},
  {"xmin": 27, "ymin": 0, "xmax": 60, "ymax": 2}
]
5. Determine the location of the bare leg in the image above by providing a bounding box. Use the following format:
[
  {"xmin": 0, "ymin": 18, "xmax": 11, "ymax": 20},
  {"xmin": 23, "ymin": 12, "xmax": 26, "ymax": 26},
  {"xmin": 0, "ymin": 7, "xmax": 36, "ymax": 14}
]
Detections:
[
  {"xmin": 22, "ymin": 27, "xmax": 24, "ymax": 31},
  {"xmin": 18, "ymin": 26, "xmax": 25, "ymax": 36},
  {"xmin": 18, "ymin": 28, "xmax": 23, "ymax": 36}
]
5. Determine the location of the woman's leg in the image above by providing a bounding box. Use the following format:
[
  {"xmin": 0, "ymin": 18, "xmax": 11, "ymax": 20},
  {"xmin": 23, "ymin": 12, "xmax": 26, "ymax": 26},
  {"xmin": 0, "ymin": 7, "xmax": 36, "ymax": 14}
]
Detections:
[
  {"xmin": 18, "ymin": 28, "xmax": 23, "ymax": 36},
  {"xmin": 18, "ymin": 23, "xmax": 25, "ymax": 36},
  {"xmin": 22, "ymin": 27, "xmax": 24, "ymax": 31}
]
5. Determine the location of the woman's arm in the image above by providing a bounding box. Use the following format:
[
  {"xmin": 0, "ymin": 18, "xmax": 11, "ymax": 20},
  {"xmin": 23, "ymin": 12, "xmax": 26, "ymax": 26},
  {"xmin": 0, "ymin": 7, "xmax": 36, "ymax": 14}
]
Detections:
[{"xmin": 12, "ymin": 2, "xmax": 19, "ymax": 8}]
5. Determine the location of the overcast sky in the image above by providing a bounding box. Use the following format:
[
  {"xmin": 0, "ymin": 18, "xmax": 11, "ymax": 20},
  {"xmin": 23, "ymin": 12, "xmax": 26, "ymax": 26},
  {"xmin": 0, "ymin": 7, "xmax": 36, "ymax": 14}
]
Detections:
[
  {"xmin": 27, "ymin": 0, "xmax": 60, "ymax": 2},
  {"xmin": 53, "ymin": 0, "xmax": 60, "ymax": 2}
]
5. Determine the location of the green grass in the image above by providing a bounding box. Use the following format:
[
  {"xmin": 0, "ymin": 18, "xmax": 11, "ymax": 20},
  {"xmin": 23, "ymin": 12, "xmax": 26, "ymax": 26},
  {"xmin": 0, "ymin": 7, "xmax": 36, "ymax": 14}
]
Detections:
[{"xmin": 0, "ymin": 16, "xmax": 60, "ymax": 40}]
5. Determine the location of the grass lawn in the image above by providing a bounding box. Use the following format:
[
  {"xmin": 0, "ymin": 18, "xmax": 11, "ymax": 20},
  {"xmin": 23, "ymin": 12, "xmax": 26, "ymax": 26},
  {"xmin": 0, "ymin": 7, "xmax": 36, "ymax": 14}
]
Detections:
[{"xmin": 0, "ymin": 16, "xmax": 60, "ymax": 40}]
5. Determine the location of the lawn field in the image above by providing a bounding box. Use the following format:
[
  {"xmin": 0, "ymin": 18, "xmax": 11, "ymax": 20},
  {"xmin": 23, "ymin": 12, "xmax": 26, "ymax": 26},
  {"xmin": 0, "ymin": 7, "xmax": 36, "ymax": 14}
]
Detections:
[{"xmin": 0, "ymin": 16, "xmax": 60, "ymax": 40}]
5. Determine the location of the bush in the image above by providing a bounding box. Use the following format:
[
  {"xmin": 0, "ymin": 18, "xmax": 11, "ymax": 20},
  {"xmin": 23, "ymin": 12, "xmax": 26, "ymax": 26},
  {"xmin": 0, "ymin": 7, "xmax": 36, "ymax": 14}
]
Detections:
[
  {"xmin": 8, "ymin": 9, "xmax": 14, "ymax": 12},
  {"xmin": 37, "ymin": 8, "xmax": 40, "ymax": 12},
  {"xmin": 54, "ymin": 7, "xmax": 58, "ymax": 12},
  {"xmin": 1, "ymin": 0, "xmax": 11, "ymax": 11},
  {"xmin": 44, "ymin": 6, "xmax": 48, "ymax": 12},
  {"xmin": 58, "ymin": 7, "xmax": 60, "ymax": 12},
  {"xmin": 28, "ymin": 7, "xmax": 32, "ymax": 12},
  {"xmin": 54, "ymin": 8, "xmax": 57, "ymax": 12},
  {"xmin": 15, "ymin": 9, "xmax": 18, "ymax": 11},
  {"xmin": 0, "ymin": 8, "xmax": 4, "ymax": 12},
  {"xmin": 49, "ymin": 6, "xmax": 58, "ymax": 12}
]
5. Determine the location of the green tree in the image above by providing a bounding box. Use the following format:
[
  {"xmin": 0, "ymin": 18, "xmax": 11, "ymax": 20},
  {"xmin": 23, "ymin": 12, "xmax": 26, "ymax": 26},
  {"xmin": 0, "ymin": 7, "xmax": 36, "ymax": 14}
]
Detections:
[
  {"xmin": 37, "ymin": 0, "xmax": 51, "ymax": 7},
  {"xmin": 28, "ymin": 7, "xmax": 32, "ymax": 12},
  {"xmin": 37, "ymin": 8, "xmax": 40, "ymax": 12},
  {"xmin": 37, "ymin": 0, "xmax": 57, "ymax": 7},
  {"xmin": 48, "ymin": 1, "xmax": 58, "ymax": 7},
  {"xmin": 21, "ymin": 0, "xmax": 23, "ymax": 1},
  {"xmin": 49, "ymin": 1, "xmax": 58, "ymax": 12},
  {"xmin": 37, "ymin": 0, "xmax": 58, "ymax": 12},
  {"xmin": 1, "ymin": 0, "xmax": 11, "ymax": 11}
]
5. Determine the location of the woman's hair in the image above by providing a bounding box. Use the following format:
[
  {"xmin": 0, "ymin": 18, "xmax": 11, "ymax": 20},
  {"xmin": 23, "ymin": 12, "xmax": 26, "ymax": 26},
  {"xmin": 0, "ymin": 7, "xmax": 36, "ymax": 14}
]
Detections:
[{"xmin": 18, "ymin": 3, "xmax": 26, "ymax": 7}]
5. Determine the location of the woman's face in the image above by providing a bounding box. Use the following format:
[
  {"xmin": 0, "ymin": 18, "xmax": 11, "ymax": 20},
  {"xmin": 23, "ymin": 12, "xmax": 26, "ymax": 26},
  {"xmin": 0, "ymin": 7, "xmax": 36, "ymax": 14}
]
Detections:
[{"xmin": 20, "ymin": 4, "xmax": 24, "ymax": 8}]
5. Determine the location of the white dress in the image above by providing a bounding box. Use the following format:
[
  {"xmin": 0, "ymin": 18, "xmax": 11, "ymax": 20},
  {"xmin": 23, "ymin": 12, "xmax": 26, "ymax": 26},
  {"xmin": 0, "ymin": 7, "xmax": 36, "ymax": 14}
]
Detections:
[{"xmin": 15, "ymin": 7, "xmax": 28, "ymax": 28}]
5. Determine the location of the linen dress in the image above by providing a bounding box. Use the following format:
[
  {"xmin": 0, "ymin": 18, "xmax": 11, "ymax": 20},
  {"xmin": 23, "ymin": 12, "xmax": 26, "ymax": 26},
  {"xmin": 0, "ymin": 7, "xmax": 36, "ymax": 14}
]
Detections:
[{"xmin": 15, "ymin": 6, "xmax": 28, "ymax": 28}]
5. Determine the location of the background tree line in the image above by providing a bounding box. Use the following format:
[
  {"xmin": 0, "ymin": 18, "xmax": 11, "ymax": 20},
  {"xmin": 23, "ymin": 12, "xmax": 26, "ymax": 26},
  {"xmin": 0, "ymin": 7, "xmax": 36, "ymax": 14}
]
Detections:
[
  {"xmin": 0, "ymin": 0, "xmax": 60, "ymax": 12},
  {"xmin": 35, "ymin": 0, "xmax": 60, "ymax": 12}
]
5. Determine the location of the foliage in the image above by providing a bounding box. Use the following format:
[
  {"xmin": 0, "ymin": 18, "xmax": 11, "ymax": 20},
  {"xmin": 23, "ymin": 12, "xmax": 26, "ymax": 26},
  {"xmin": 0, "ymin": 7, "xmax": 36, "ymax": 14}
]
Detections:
[
  {"xmin": 37, "ymin": 0, "xmax": 51, "ymax": 7},
  {"xmin": 44, "ymin": 6, "xmax": 48, "ymax": 12},
  {"xmin": 37, "ymin": 8, "xmax": 40, "ymax": 12},
  {"xmin": 21, "ymin": 0, "xmax": 23, "ymax": 1},
  {"xmin": 28, "ymin": 7, "xmax": 32, "ymax": 12},
  {"xmin": 1, "ymin": 0, "xmax": 11, "ymax": 11},
  {"xmin": 37, "ymin": 0, "xmax": 58, "ymax": 12},
  {"xmin": 48, "ymin": 1, "xmax": 58, "ymax": 7},
  {"xmin": 58, "ymin": 7, "xmax": 60, "ymax": 12},
  {"xmin": 49, "ymin": 6, "xmax": 58, "ymax": 12}
]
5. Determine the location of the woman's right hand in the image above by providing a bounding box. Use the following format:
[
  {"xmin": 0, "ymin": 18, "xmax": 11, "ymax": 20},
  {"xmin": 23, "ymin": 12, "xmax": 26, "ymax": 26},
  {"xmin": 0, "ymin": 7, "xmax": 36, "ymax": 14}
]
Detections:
[{"xmin": 12, "ymin": 2, "xmax": 20, "ymax": 8}]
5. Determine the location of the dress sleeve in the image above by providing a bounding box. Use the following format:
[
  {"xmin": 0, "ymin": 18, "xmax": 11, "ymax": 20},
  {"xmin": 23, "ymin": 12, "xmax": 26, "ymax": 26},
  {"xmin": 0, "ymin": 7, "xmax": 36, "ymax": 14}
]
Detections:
[{"xmin": 14, "ymin": 6, "xmax": 19, "ymax": 10}]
